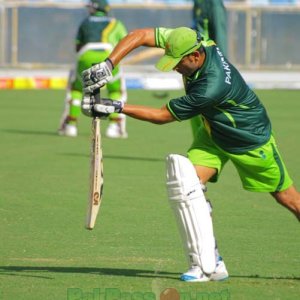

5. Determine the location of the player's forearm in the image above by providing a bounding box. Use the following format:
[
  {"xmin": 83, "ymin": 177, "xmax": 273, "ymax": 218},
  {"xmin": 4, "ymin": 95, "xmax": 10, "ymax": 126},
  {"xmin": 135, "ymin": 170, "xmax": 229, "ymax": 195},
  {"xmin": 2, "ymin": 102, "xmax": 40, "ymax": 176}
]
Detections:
[
  {"xmin": 109, "ymin": 28, "xmax": 156, "ymax": 66},
  {"xmin": 122, "ymin": 104, "xmax": 175, "ymax": 124}
]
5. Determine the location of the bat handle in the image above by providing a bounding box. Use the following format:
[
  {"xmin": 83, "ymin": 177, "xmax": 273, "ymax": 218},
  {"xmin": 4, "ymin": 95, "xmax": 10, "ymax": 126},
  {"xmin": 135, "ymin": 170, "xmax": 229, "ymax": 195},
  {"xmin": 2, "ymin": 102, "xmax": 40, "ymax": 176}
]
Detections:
[{"xmin": 92, "ymin": 88, "xmax": 101, "ymax": 105}]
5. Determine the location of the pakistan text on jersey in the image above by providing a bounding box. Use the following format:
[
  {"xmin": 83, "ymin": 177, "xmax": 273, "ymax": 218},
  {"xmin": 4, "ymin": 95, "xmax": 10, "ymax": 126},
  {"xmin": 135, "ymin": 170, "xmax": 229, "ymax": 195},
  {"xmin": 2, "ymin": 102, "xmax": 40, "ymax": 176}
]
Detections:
[
  {"xmin": 89, "ymin": 16, "xmax": 112, "ymax": 22},
  {"xmin": 216, "ymin": 47, "xmax": 231, "ymax": 85}
]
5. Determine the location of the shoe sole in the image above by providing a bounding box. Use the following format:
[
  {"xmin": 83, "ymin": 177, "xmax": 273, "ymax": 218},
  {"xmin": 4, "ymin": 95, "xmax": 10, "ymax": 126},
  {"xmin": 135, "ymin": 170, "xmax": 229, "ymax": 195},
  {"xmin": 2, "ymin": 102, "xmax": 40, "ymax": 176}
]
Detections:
[
  {"xmin": 181, "ymin": 273, "xmax": 229, "ymax": 282},
  {"xmin": 180, "ymin": 275, "xmax": 210, "ymax": 282}
]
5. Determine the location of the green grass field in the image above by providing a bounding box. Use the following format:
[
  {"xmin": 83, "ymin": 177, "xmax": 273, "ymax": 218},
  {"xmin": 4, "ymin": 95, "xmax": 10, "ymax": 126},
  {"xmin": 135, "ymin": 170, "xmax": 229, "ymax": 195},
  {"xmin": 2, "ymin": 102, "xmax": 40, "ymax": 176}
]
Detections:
[{"xmin": 0, "ymin": 89, "xmax": 300, "ymax": 300}]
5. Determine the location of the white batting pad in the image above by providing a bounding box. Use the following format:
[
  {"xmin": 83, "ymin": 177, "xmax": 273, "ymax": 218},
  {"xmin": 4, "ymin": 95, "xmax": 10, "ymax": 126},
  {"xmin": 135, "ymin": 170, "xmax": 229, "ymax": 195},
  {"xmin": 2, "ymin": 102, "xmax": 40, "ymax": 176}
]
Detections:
[{"xmin": 166, "ymin": 154, "xmax": 216, "ymax": 274}]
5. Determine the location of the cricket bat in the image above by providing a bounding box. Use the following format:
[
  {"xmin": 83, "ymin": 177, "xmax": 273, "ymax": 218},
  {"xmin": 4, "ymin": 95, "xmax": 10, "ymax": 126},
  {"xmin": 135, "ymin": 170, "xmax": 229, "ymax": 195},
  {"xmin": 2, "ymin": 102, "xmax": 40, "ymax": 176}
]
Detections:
[{"xmin": 85, "ymin": 88, "xmax": 104, "ymax": 230}]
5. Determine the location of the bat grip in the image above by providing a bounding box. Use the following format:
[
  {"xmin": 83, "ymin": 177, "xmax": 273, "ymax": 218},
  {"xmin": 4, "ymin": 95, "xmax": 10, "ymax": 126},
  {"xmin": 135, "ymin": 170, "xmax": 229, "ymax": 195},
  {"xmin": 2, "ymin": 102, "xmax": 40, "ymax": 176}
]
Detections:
[{"xmin": 92, "ymin": 88, "xmax": 101, "ymax": 105}]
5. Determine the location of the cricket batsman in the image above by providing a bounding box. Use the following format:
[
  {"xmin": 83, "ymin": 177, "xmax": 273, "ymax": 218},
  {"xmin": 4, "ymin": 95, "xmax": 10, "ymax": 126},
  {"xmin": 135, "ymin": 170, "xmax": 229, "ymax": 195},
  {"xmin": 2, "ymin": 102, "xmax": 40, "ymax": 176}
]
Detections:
[
  {"xmin": 58, "ymin": 0, "xmax": 128, "ymax": 138},
  {"xmin": 80, "ymin": 27, "xmax": 300, "ymax": 282}
]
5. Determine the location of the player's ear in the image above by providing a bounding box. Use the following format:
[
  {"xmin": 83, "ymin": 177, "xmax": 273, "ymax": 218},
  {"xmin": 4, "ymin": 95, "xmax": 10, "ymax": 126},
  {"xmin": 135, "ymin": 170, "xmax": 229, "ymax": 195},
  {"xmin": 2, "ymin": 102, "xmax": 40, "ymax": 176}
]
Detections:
[
  {"xmin": 190, "ymin": 51, "xmax": 200, "ymax": 63},
  {"xmin": 193, "ymin": 51, "xmax": 201, "ymax": 59}
]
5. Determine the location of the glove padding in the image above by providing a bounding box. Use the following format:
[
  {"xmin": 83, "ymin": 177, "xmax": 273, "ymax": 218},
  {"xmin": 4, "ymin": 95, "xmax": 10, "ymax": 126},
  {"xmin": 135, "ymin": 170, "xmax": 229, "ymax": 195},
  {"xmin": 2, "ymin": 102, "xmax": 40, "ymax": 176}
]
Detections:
[
  {"xmin": 81, "ymin": 94, "xmax": 123, "ymax": 119},
  {"xmin": 82, "ymin": 61, "xmax": 113, "ymax": 93}
]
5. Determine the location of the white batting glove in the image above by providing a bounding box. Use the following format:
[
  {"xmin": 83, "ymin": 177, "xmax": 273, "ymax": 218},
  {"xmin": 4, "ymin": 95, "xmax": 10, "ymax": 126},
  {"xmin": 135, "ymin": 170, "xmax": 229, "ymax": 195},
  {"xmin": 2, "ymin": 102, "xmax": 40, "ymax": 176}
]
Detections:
[
  {"xmin": 81, "ymin": 93, "xmax": 95, "ymax": 117},
  {"xmin": 82, "ymin": 60, "xmax": 113, "ymax": 93},
  {"xmin": 94, "ymin": 98, "xmax": 123, "ymax": 115},
  {"xmin": 81, "ymin": 95, "xmax": 123, "ymax": 119}
]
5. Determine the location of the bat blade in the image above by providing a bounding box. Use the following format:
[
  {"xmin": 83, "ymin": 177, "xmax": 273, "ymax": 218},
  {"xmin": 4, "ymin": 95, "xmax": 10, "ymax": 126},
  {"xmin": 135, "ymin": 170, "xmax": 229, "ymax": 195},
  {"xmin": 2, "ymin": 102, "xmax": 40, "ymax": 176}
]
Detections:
[{"xmin": 85, "ymin": 90, "xmax": 103, "ymax": 230}]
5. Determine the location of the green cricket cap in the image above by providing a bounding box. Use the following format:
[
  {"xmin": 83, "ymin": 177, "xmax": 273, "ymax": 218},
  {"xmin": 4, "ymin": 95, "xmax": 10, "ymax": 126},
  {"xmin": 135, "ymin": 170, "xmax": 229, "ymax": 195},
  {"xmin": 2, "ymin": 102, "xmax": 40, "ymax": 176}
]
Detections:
[
  {"xmin": 87, "ymin": 0, "xmax": 110, "ymax": 13},
  {"xmin": 155, "ymin": 27, "xmax": 202, "ymax": 72}
]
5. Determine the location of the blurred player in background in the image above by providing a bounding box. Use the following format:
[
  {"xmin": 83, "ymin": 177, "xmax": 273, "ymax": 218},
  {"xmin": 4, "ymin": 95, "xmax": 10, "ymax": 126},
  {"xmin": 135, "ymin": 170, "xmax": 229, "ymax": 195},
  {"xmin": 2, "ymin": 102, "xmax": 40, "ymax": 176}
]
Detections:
[
  {"xmin": 81, "ymin": 27, "xmax": 300, "ymax": 282},
  {"xmin": 191, "ymin": 0, "xmax": 227, "ymax": 138},
  {"xmin": 192, "ymin": 0, "xmax": 227, "ymax": 56},
  {"xmin": 58, "ymin": 0, "xmax": 128, "ymax": 138}
]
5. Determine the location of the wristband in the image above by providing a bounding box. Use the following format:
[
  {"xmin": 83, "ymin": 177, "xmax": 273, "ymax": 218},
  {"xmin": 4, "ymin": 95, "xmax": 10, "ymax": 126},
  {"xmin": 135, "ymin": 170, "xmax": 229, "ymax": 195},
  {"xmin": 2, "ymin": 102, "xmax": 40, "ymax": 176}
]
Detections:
[{"xmin": 105, "ymin": 58, "xmax": 114, "ymax": 71}]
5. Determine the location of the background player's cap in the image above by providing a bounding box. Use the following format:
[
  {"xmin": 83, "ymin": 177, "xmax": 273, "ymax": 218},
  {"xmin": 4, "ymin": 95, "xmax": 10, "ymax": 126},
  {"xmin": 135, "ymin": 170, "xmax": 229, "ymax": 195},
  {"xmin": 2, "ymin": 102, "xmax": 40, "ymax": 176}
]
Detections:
[
  {"xmin": 87, "ymin": 0, "xmax": 110, "ymax": 13},
  {"xmin": 155, "ymin": 27, "xmax": 202, "ymax": 72}
]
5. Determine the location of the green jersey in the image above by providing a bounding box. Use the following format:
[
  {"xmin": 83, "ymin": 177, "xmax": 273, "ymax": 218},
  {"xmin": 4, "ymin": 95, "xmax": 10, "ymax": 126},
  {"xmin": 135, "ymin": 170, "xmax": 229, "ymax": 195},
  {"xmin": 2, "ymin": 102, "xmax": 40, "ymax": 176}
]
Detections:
[
  {"xmin": 76, "ymin": 12, "xmax": 127, "ymax": 47},
  {"xmin": 155, "ymin": 27, "xmax": 272, "ymax": 154}
]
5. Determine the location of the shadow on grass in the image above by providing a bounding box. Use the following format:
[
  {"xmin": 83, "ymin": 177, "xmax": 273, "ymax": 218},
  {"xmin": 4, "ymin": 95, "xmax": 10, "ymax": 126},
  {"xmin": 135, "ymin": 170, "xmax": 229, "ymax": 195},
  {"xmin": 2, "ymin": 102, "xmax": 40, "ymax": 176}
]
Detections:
[
  {"xmin": 230, "ymin": 274, "xmax": 300, "ymax": 281},
  {"xmin": 104, "ymin": 155, "xmax": 164, "ymax": 162},
  {"xmin": 2, "ymin": 129, "xmax": 57, "ymax": 136},
  {"xmin": 0, "ymin": 266, "xmax": 179, "ymax": 280},
  {"xmin": 1, "ymin": 266, "xmax": 300, "ymax": 282},
  {"xmin": 60, "ymin": 153, "xmax": 165, "ymax": 162}
]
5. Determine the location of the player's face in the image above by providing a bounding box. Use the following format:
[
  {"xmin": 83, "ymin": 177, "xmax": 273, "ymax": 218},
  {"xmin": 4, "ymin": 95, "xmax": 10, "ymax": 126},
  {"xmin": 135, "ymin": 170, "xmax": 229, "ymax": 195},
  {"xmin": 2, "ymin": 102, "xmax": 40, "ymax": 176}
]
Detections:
[{"xmin": 173, "ymin": 54, "xmax": 198, "ymax": 76}]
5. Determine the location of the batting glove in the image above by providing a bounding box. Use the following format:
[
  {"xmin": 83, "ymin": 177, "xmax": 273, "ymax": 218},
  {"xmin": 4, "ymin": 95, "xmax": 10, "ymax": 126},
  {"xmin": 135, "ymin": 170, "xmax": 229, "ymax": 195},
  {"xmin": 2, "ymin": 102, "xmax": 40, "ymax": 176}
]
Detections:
[
  {"xmin": 82, "ymin": 59, "xmax": 113, "ymax": 93},
  {"xmin": 81, "ymin": 93, "xmax": 95, "ymax": 117},
  {"xmin": 81, "ymin": 95, "xmax": 123, "ymax": 119},
  {"xmin": 94, "ymin": 98, "xmax": 124, "ymax": 116}
]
